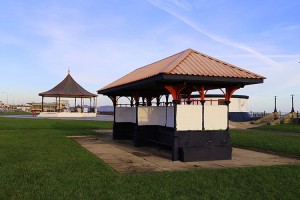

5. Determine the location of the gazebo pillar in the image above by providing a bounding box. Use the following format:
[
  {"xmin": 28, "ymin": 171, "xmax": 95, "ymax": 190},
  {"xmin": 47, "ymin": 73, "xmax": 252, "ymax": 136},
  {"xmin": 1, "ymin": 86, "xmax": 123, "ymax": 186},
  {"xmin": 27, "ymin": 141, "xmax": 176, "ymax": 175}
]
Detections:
[
  {"xmin": 41, "ymin": 96, "xmax": 44, "ymax": 112},
  {"xmin": 89, "ymin": 98, "xmax": 92, "ymax": 112},
  {"xmin": 94, "ymin": 97, "xmax": 97, "ymax": 112},
  {"xmin": 55, "ymin": 97, "xmax": 58, "ymax": 112},
  {"xmin": 58, "ymin": 97, "xmax": 61, "ymax": 112}
]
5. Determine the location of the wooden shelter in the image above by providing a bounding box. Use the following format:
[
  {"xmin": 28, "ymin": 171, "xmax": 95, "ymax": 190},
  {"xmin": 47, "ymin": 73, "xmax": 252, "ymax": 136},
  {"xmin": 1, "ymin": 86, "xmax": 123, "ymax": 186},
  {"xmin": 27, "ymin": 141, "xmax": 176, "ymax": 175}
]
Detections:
[
  {"xmin": 39, "ymin": 72, "xmax": 98, "ymax": 117},
  {"xmin": 97, "ymin": 48, "xmax": 265, "ymax": 161}
]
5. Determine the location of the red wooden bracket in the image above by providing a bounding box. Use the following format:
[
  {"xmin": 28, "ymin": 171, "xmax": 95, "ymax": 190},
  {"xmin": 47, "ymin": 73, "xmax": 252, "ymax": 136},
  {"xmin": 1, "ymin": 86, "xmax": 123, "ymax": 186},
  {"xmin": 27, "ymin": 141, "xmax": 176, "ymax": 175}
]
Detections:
[{"xmin": 225, "ymin": 86, "xmax": 240, "ymax": 101}]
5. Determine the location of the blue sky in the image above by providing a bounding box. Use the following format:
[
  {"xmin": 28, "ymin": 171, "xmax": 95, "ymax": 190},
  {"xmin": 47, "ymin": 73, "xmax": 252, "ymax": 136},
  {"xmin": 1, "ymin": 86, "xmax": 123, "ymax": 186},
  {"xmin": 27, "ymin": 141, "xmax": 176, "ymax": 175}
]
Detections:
[{"xmin": 0, "ymin": 0, "xmax": 299, "ymax": 112}]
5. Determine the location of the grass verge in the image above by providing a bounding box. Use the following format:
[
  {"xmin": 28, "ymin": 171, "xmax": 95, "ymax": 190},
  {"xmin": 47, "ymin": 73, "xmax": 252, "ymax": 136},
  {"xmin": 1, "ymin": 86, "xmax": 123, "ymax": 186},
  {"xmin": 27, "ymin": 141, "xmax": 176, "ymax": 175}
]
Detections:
[
  {"xmin": 0, "ymin": 111, "xmax": 31, "ymax": 115},
  {"xmin": 253, "ymin": 123, "xmax": 300, "ymax": 133},
  {"xmin": 0, "ymin": 118, "xmax": 300, "ymax": 199},
  {"xmin": 231, "ymin": 129, "xmax": 300, "ymax": 158}
]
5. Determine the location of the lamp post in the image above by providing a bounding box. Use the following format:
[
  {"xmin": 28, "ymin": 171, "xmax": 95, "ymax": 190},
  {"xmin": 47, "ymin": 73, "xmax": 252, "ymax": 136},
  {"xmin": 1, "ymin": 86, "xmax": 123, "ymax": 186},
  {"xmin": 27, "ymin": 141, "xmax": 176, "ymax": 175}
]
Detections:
[
  {"xmin": 1, "ymin": 92, "xmax": 10, "ymax": 109},
  {"xmin": 274, "ymin": 96, "xmax": 277, "ymax": 112},
  {"xmin": 291, "ymin": 94, "xmax": 295, "ymax": 113}
]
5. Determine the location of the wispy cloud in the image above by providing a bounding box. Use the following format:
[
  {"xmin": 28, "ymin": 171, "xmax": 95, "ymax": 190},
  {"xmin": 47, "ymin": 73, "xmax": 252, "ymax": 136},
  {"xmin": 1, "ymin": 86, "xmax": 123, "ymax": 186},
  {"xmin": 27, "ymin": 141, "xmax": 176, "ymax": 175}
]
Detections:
[
  {"xmin": 220, "ymin": 54, "xmax": 300, "ymax": 58},
  {"xmin": 147, "ymin": 0, "xmax": 280, "ymax": 67}
]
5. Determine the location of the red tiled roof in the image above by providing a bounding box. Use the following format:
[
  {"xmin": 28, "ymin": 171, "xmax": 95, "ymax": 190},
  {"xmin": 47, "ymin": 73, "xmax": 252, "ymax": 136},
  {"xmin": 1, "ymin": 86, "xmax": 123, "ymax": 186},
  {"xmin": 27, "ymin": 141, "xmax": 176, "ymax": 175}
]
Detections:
[
  {"xmin": 39, "ymin": 73, "xmax": 97, "ymax": 98},
  {"xmin": 99, "ymin": 48, "xmax": 265, "ymax": 91}
]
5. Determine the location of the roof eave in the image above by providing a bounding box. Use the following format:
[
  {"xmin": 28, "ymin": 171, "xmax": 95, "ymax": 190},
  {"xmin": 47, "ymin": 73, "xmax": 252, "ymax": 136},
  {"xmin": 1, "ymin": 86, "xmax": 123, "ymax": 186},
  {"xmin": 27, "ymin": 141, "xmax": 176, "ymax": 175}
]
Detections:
[
  {"xmin": 39, "ymin": 93, "xmax": 97, "ymax": 98},
  {"xmin": 98, "ymin": 73, "xmax": 265, "ymax": 95}
]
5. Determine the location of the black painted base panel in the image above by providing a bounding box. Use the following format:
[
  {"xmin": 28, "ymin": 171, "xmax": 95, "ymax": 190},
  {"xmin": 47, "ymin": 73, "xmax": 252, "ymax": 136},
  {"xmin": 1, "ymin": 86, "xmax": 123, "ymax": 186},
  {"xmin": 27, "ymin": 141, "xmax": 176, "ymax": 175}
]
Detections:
[
  {"xmin": 113, "ymin": 122, "xmax": 134, "ymax": 140},
  {"xmin": 179, "ymin": 147, "xmax": 232, "ymax": 162},
  {"xmin": 113, "ymin": 122, "xmax": 232, "ymax": 162}
]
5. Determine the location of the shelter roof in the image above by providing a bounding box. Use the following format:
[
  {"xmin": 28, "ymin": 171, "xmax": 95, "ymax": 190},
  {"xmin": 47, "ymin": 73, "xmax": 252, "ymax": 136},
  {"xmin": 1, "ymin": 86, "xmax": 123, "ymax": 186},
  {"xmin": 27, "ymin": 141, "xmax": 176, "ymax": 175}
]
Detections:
[
  {"xmin": 39, "ymin": 73, "xmax": 97, "ymax": 98},
  {"xmin": 98, "ymin": 48, "xmax": 265, "ymax": 96}
]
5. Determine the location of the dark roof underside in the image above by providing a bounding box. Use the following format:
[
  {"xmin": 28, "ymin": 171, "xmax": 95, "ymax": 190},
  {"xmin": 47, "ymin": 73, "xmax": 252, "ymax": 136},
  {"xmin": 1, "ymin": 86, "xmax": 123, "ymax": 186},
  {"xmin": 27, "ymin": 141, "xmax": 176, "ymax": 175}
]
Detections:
[
  {"xmin": 98, "ymin": 73, "xmax": 263, "ymax": 96},
  {"xmin": 39, "ymin": 74, "xmax": 97, "ymax": 98}
]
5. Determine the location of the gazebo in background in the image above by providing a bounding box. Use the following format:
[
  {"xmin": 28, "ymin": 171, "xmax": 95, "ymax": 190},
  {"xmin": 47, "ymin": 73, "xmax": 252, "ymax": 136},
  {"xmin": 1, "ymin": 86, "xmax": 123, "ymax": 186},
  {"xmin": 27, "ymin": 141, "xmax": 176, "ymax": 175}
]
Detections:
[
  {"xmin": 38, "ymin": 71, "xmax": 98, "ymax": 118},
  {"xmin": 98, "ymin": 48, "xmax": 265, "ymax": 162}
]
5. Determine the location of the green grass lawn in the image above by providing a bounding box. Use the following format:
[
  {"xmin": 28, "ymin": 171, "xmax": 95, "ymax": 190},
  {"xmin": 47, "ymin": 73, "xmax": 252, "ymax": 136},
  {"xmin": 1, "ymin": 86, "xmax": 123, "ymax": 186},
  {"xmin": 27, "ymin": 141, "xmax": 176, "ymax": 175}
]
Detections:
[
  {"xmin": 0, "ymin": 111, "xmax": 31, "ymax": 116},
  {"xmin": 231, "ymin": 129, "xmax": 300, "ymax": 157},
  {"xmin": 253, "ymin": 123, "xmax": 300, "ymax": 133},
  {"xmin": 1, "ymin": 118, "xmax": 300, "ymax": 199}
]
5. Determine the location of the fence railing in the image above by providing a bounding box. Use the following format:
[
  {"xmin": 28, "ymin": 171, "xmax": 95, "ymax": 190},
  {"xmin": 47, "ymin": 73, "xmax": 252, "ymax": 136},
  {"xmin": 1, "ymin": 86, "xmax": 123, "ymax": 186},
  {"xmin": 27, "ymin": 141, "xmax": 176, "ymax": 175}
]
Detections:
[{"xmin": 250, "ymin": 111, "xmax": 300, "ymax": 119}]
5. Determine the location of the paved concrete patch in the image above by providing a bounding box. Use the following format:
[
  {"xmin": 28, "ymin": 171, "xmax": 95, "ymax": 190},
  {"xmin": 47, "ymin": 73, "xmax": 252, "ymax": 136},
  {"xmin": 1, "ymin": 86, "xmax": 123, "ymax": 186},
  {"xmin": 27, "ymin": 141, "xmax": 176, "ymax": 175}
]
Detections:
[{"xmin": 70, "ymin": 132, "xmax": 300, "ymax": 174}]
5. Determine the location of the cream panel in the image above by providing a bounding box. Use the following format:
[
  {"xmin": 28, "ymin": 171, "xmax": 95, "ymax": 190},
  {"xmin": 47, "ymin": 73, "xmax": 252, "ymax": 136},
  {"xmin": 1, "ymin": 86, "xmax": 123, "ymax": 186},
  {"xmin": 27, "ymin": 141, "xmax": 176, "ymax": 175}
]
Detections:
[
  {"xmin": 138, "ymin": 107, "xmax": 166, "ymax": 126},
  {"xmin": 176, "ymin": 105, "xmax": 202, "ymax": 131},
  {"xmin": 229, "ymin": 98, "xmax": 248, "ymax": 112},
  {"xmin": 115, "ymin": 107, "xmax": 136, "ymax": 123},
  {"xmin": 166, "ymin": 106, "xmax": 174, "ymax": 128},
  {"xmin": 204, "ymin": 106, "xmax": 227, "ymax": 130}
]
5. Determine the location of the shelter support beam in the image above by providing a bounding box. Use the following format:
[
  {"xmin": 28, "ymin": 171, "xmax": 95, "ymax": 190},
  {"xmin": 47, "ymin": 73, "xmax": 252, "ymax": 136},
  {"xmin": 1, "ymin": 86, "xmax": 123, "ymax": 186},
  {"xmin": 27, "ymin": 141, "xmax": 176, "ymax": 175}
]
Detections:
[
  {"xmin": 172, "ymin": 99, "xmax": 180, "ymax": 161},
  {"xmin": 109, "ymin": 96, "xmax": 118, "ymax": 140},
  {"xmin": 225, "ymin": 100, "xmax": 230, "ymax": 130},
  {"xmin": 133, "ymin": 95, "xmax": 141, "ymax": 147}
]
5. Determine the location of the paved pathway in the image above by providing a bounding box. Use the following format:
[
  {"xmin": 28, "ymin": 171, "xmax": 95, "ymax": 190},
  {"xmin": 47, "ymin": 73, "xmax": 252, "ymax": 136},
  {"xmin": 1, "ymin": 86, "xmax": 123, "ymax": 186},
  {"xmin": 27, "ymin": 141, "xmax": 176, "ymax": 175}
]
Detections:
[{"xmin": 70, "ymin": 132, "xmax": 300, "ymax": 174}]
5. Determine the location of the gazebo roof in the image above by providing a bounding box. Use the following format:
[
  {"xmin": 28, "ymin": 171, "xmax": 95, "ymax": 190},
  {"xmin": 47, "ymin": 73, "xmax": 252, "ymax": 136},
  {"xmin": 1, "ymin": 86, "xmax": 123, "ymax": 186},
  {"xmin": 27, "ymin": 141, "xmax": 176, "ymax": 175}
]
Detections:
[
  {"xmin": 97, "ymin": 48, "xmax": 265, "ymax": 96},
  {"xmin": 39, "ymin": 73, "xmax": 97, "ymax": 98}
]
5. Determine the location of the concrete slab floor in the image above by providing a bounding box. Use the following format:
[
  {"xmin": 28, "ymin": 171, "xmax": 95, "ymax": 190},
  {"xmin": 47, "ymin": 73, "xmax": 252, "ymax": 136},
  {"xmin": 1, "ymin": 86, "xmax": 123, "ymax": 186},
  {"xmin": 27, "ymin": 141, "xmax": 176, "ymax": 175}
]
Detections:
[{"xmin": 69, "ymin": 132, "xmax": 300, "ymax": 174}]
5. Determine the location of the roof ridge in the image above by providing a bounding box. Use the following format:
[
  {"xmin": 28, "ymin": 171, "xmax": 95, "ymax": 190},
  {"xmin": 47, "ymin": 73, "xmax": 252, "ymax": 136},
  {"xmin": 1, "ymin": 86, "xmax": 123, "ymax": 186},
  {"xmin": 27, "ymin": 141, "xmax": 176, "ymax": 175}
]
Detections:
[
  {"xmin": 159, "ymin": 48, "xmax": 192, "ymax": 73},
  {"xmin": 39, "ymin": 73, "xmax": 97, "ymax": 97}
]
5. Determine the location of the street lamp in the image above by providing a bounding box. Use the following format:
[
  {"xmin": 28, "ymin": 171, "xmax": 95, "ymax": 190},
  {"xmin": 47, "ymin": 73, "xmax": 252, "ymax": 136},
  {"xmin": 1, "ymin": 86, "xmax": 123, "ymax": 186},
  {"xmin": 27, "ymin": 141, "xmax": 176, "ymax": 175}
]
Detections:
[
  {"xmin": 291, "ymin": 94, "xmax": 295, "ymax": 113},
  {"xmin": 1, "ymin": 92, "xmax": 9, "ymax": 107},
  {"xmin": 274, "ymin": 96, "xmax": 277, "ymax": 112}
]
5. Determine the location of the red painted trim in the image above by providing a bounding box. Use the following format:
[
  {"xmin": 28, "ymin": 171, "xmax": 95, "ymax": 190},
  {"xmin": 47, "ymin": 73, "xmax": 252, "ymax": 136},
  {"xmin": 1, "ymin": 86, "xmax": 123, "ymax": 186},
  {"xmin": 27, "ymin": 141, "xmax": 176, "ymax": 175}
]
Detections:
[
  {"xmin": 164, "ymin": 85, "xmax": 185, "ymax": 101},
  {"xmin": 225, "ymin": 86, "xmax": 240, "ymax": 101},
  {"xmin": 201, "ymin": 86, "xmax": 205, "ymax": 101}
]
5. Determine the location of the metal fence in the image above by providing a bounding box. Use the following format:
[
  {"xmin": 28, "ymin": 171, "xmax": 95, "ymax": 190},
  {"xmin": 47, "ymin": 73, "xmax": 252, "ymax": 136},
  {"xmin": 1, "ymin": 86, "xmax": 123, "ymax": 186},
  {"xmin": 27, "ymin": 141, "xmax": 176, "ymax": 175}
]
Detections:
[{"xmin": 250, "ymin": 111, "xmax": 300, "ymax": 119}]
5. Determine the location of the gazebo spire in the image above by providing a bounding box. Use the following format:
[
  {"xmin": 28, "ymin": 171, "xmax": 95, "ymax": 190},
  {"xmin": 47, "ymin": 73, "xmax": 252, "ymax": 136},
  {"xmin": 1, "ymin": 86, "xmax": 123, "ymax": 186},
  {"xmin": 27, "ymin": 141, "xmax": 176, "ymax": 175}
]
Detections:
[{"xmin": 68, "ymin": 66, "xmax": 70, "ymax": 75}]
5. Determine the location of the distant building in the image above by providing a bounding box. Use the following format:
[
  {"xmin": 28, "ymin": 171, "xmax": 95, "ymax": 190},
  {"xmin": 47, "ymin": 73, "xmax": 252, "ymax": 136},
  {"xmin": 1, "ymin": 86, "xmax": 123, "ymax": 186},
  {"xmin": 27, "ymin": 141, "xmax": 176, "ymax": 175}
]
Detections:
[
  {"xmin": 183, "ymin": 94, "xmax": 251, "ymax": 122},
  {"xmin": 29, "ymin": 100, "xmax": 69, "ymax": 112}
]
